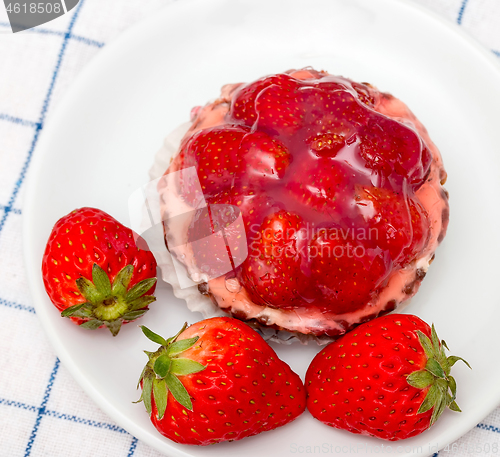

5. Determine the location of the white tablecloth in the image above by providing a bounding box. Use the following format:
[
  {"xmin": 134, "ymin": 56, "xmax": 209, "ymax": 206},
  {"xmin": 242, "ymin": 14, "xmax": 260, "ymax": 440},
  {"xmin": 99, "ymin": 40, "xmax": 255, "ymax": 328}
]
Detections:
[{"xmin": 0, "ymin": 0, "xmax": 499, "ymax": 455}]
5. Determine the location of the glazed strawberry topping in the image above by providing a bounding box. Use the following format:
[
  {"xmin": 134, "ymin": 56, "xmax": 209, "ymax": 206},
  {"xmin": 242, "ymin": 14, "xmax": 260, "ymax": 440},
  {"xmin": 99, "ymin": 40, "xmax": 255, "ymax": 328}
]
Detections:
[
  {"xmin": 230, "ymin": 73, "xmax": 300, "ymax": 125},
  {"xmin": 358, "ymin": 115, "xmax": 432, "ymax": 186},
  {"xmin": 174, "ymin": 71, "xmax": 433, "ymax": 316},
  {"xmin": 309, "ymin": 229, "xmax": 390, "ymax": 314},
  {"xmin": 210, "ymin": 187, "xmax": 279, "ymax": 232},
  {"xmin": 178, "ymin": 125, "xmax": 291, "ymax": 192},
  {"xmin": 239, "ymin": 210, "xmax": 308, "ymax": 308},
  {"xmin": 354, "ymin": 186, "xmax": 430, "ymax": 266}
]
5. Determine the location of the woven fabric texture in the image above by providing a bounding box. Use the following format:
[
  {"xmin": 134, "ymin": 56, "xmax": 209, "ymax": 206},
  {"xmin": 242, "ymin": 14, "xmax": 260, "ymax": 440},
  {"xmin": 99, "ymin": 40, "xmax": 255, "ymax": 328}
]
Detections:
[{"xmin": 0, "ymin": 1, "xmax": 498, "ymax": 456}]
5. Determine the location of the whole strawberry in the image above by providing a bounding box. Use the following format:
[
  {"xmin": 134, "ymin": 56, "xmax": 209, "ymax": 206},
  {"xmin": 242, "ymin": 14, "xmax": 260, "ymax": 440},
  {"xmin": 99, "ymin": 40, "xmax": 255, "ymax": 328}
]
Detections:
[
  {"xmin": 137, "ymin": 317, "xmax": 305, "ymax": 445},
  {"xmin": 42, "ymin": 207, "xmax": 157, "ymax": 336},
  {"xmin": 305, "ymin": 314, "xmax": 470, "ymax": 441}
]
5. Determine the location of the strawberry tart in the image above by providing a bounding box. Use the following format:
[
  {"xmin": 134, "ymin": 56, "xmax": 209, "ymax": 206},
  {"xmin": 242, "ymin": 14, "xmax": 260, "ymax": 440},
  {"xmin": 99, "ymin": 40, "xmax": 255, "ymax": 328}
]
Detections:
[{"xmin": 150, "ymin": 68, "xmax": 449, "ymax": 342}]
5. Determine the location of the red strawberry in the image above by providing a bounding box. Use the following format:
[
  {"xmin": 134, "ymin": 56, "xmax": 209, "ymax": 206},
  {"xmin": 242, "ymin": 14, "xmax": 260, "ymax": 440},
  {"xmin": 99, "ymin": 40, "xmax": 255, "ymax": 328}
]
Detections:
[
  {"xmin": 209, "ymin": 203, "xmax": 248, "ymax": 270},
  {"xmin": 230, "ymin": 73, "xmax": 300, "ymax": 126},
  {"xmin": 350, "ymin": 81, "xmax": 377, "ymax": 106},
  {"xmin": 178, "ymin": 125, "xmax": 248, "ymax": 193},
  {"xmin": 354, "ymin": 186, "xmax": 430, "ymax": 265},
  {"xmin": 237, "ymin": 210, "xmax": 307, "ymax": 308},
  {"xmin": 285, "ymin": 159, "xmax": 367, "ymax": 216},
  {"xmin": 254, "ymin": 83, "xmax": 306, "ymax": 137},
  {"xmin": 308, "ymin": 229, "xmax": 390, "ymax": 314},
  {"xmin": 306, "ymin": 132, "xmax": 349, "ymax": 158},
  {"xmin": 357, "ymin": 115, "xmax": 432, "ymax": 187},
  {"xmin": 209, "ymin": 187, "xmax": 280, "ymax": 233},
  {"xmin": 185, "ymin": 202, "xmax": 248, "ymax": 279},
  {"xmin": 42, "ymin": 207, "xmax": 157, "ymax": 336},
  {"xmin": 162, "ymin": 154, "xmax": 206, "ymax": 209},
  {"xmin": 241, "ymin": 131, "xmax": 292, "ymax": 181},
  {"xmin": 300, "ymin": 86, "xmax": 367, "ymax": 133},
  {"xmin": 176, "ymin": 125, "xmax": 291, "ymax": 196},
  {"xmin": 137, "ymin": 317, "xmax": 306, "ymax": 445},
  {"xmin": 403, "ymin": 199, "xmax": 431, "ymax": 262},
  {"xmin": 234, "ymin": 74, "xmax": 371, "ymax": 144},
  {"xmin": 306, "ymin": 314, "xmax": 470, "ymax": 441}
]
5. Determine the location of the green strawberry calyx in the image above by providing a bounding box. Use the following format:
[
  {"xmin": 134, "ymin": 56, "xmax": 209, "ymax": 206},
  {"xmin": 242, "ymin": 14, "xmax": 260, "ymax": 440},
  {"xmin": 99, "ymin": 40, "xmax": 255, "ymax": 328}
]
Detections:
[
  {"xmin": 136, "ymin": 324, "xmax": 206, "ymax": 420},
  {"xmin": 61, "ymin": 263, "xmax": 156, "ymax": 336},
  {"xmin": 406, "ymin": 324, "xmax": 471, "ymax": 426}
]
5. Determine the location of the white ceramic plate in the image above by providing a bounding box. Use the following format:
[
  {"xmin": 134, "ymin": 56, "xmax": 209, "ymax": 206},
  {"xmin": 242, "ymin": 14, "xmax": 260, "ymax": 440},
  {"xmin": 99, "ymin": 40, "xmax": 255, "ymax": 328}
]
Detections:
[{"xmin": 24, "ymin": 0, "xmax": 500, "ymax": 455}]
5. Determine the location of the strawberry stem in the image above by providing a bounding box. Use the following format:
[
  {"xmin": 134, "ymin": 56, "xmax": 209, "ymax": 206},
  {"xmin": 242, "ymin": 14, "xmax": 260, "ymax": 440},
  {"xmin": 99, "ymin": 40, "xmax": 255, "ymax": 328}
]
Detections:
[
  {"xmin": 407, "ymin": 326, "xmax": 471, "ymax": 426},
  {"xmin": 137, "ymin": 324, "xmax": 206, "ymax": 418},
  {"xmin": 61, "ymin": 263, "xmax": 156, "ymax": 336}
]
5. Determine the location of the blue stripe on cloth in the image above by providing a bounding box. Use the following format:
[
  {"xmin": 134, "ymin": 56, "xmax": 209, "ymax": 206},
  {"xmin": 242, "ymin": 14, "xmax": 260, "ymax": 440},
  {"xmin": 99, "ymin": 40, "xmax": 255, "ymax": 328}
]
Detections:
[
  {"xmin": 0, "ymin": 396, "xmax": 129, "ymax": 435},
  {"xmin": 0, "ymin": 21, "xmax": 61, "ymax": 36},
  {"xmin": 477, "ymin": 423, "xmax": 500, "ymax": 434},
  {"xmin": 44, "ymin": 410, "xmax": 128, "ymax": 433},
  {"xmin": 0, "ymin": 297, "xmax": 36, "ymax": 313},
  {"xmin": 0, "ymin": 113, "xmax": 39, "ymax": 128},
  {"xmin": 457, "ymin": 0, "xmax": 469, "ymax": 24},
  {"xmin": 0, "ymin": 205, "xmax": 21, "ymax": 215},
  {"xmin": 0, "ymin": 398, "xmax": 38, "ymax": 412},
  {"xmin": 71, "ymin": 34, "xmax": 104, "ymax": 48},
  {"xmin": 493, "ymin": 50, "xmax": 500, "ymax": 57},
  {"xmin": 0, "ymin": 0, "xmax": 86, "ymax": 237},
  {"xmin": 0, "ymin": 123, "xmax": 42, "ymax": 234},
  {"xmin": 24, "ymin": 358, "xmax": 60, "ymax": 457},
  {"xmin": 127, "ymin": 437, "xmax": 139, "ymax": 456},
  {"xmin": 0, "ymin": 21, "xmax": 104, "ymax": 47}
]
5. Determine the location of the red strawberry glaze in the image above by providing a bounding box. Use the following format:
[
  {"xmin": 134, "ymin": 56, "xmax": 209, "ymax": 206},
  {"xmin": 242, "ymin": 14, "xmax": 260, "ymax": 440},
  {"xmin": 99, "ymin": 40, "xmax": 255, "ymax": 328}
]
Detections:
[{"xmin": 159, "ymin": 69, "xmax": 449, "ymax": 338}]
